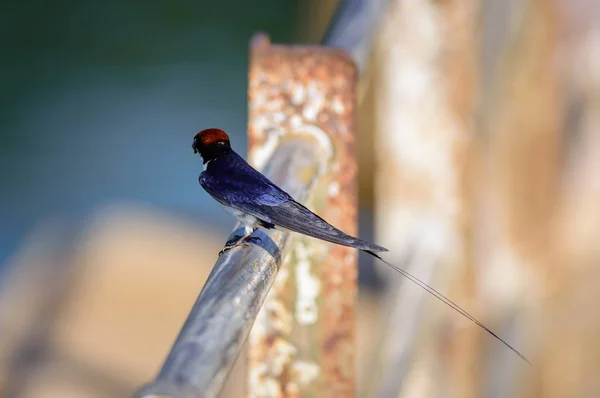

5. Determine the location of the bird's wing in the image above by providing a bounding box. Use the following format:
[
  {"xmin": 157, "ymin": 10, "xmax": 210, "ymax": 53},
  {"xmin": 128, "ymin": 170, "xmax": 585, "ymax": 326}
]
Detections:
[
  {"xmin": 248, "ymin": 199, "xmax": 388, "ymax": 252},
  {"xmin": 201, "ymin": 174, "xmax": 385, "ymax": 252},
  {"xmin": 200, "ymin": 153, "xmax": 387, "ymax": 252},
  {"xmin": 199, "ymin": 164, "xmax": 293, "ymax": 209}
]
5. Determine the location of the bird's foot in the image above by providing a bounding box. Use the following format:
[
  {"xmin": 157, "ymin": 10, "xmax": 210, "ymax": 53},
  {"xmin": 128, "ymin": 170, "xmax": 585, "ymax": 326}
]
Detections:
[
  {"xmin": 225, "ymin": 235, "xmax": 244, "ymax": 247},
  {"xmin": 218, "ymin": 235, "xmax": 262, "ymax": 256},
  {"xmin": 243, "ymin": 236, "xmax": 262, "ymax": 245}
]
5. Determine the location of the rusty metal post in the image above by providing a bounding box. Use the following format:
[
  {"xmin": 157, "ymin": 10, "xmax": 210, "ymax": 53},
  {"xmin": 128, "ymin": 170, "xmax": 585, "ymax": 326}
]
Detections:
[
  {"xmin": 477, "ymin": 1, "xmax": 562, "ymax": 396},
  {"xmin": 364, "ymin": 1, "xmax": 480, "ymax": 397},
  {"xmin": 246, "ymin": 35, "xmax": 358, "ymax": 397}
]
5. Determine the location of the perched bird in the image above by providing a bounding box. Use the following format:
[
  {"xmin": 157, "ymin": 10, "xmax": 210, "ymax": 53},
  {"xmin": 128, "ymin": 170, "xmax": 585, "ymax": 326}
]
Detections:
[{"xmin": 192, "ymin": 128, "xmax": 529, "ymax": 365}]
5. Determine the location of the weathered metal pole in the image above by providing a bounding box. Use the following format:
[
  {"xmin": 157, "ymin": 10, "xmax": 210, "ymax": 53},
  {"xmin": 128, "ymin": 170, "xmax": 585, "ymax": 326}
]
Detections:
[
  {"xmin": 247, "ymin": 36, "xmax": 358, "ymax": 397},
  {"xmin": 321, "ymin": 0, "xmax": 393, "ymax": 73},
  {"xmin": 483, "ymin": 1, "xmax": 563, "ymax": 396}
]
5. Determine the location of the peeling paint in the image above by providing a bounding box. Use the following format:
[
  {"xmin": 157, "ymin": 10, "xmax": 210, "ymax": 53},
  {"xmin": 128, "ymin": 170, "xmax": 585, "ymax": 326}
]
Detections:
[
  {"xmin": 331, "ymin": 97, "xmax": 345, "ymax": 114},
  {"xmin": 249, "ymin": 364, "xmax": 283, "ymax": 398},
  {"xmin": 328, "ymin": 182, "xmax": 340, "ymax": 197},
  {"xmin": 270, "ymin": 337, "xmax": 298, "ymax": 375},
  {"xmin": 291, "ymin": 360, "xmax": 320, "ymax": 385},
  {"xmin": 294, "ymin": 242, "xmax": 321, "ymax": 325}
]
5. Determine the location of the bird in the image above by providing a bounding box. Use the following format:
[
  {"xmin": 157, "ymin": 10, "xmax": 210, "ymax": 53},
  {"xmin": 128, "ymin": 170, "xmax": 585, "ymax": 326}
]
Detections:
[{"xmin": 192, "ymin": 127, "xmax": 530, "ymax": 365}]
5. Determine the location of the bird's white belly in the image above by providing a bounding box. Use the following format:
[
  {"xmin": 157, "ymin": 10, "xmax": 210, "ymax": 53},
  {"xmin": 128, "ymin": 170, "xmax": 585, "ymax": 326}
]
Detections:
[{"xmin": 220, "ymin": 204, "xmax": 259, "ymax": 234}]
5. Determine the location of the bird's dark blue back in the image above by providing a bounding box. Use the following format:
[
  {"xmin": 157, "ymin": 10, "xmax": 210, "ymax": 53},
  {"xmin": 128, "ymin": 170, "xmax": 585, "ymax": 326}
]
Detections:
[{"xmin": 199, "ymin": 151, "xmax": 292, "ymax": 209}]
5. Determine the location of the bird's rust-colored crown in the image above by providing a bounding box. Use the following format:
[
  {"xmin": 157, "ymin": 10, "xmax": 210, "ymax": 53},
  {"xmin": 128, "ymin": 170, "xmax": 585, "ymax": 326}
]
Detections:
[{"xmin": 195, "ymin": 128, "xmax": 230, "ymax": 146}]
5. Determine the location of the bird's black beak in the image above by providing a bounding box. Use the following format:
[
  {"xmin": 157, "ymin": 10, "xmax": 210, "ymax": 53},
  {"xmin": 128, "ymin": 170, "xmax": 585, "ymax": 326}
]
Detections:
[{"xmin": 192, "ymin": 143, "xmax": 198, "ymax": 154}]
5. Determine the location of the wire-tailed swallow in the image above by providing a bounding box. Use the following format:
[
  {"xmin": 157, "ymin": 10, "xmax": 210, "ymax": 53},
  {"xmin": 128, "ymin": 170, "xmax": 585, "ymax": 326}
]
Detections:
[{"xmin": 192, "ymin": 128, "xmax": 529, "ymax": 365}]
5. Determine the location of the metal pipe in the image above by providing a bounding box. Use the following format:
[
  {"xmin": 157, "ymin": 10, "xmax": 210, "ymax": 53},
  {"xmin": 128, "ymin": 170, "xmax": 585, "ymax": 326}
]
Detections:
[{"xmin": 321, "ymin": 0, "xmax": 393, "ymax": 73}]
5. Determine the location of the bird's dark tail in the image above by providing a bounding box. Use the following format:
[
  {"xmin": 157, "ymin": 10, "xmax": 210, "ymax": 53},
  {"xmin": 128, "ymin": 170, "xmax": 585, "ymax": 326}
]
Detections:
[
  {"xmin": 364, "ymin": 250, "xmax": 531, "ymax": 366},
  {"xmin": 256, "ymin": 200, "xmax": 389, "ymax": 252}
]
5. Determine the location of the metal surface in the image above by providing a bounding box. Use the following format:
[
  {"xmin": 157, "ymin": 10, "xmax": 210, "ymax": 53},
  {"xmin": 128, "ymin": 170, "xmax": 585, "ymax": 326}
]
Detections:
[
  {"xmin": 134, "ymin": 120, "xmax": 329, "ymax": 398},
  {"xmin": 247, "ymin": 35, "xmax": 358, "ymax": 397},
  {"xmin": 482, "ymin": 1, "xmax": 562, "ymax": 396},
  {"xmin": 366, "ymin": 1, "xmax": 479, "ymax": 397},
  {"xmin": 321, "ymin": 0, "xmax": 393, "ymax": 73}
]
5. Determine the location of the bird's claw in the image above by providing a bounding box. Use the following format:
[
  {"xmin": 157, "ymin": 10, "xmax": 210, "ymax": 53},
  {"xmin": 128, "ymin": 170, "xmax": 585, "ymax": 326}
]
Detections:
[
  {"xmin": 244, "ymin": 236, "xmax": 262, "ymax": 244},
  {"xmin": 225, "ymin": 235, "xmax": 243, "ymax": 247},
  {"xmin": 218, "ymin": 235, "xmax": 262, "ymax": 256}
]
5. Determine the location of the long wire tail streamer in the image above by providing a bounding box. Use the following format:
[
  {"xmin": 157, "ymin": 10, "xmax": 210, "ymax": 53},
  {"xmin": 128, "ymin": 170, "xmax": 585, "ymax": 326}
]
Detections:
[{"xmin": 364, "ymin": 250, "xmax": 531, "ymax": 365}]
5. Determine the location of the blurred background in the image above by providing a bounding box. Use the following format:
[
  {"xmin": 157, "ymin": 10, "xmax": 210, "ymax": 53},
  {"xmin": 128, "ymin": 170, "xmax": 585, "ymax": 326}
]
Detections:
[{"xmin": 1, "ymin": 0, "xmax": 599, "ymax": 397}]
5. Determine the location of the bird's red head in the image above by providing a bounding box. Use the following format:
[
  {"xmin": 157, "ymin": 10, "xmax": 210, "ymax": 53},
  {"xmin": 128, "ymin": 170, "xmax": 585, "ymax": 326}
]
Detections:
[
  {"xmin": 194, "ymin": 128, "xmax": 230, "ymax": 148},
  {"xmin": 192, "ymin": 128, "xmax": 232, "ymax": 164}
]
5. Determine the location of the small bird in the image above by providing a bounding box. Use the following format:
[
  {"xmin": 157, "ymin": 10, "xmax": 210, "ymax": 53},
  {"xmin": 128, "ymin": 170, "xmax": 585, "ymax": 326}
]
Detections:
[{"xmin": 192, "ymin": 128, "xmax": 530, "ymax": 365}]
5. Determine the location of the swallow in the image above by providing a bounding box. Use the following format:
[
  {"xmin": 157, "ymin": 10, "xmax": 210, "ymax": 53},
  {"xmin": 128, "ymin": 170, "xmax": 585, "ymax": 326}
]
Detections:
[{"xmin": 192, "ymin": 128, "xmax": 530, "ymax": 365}]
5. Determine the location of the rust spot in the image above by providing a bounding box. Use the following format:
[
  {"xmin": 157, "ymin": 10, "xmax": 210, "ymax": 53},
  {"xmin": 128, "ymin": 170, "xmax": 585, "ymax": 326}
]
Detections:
[
  {"xmin": 324, "ymin": 332, "xmax": 345, "ymax": 353},
  {"xmin": 264, "ymin": 332, "xmax": 277, "ymax": 348}
]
